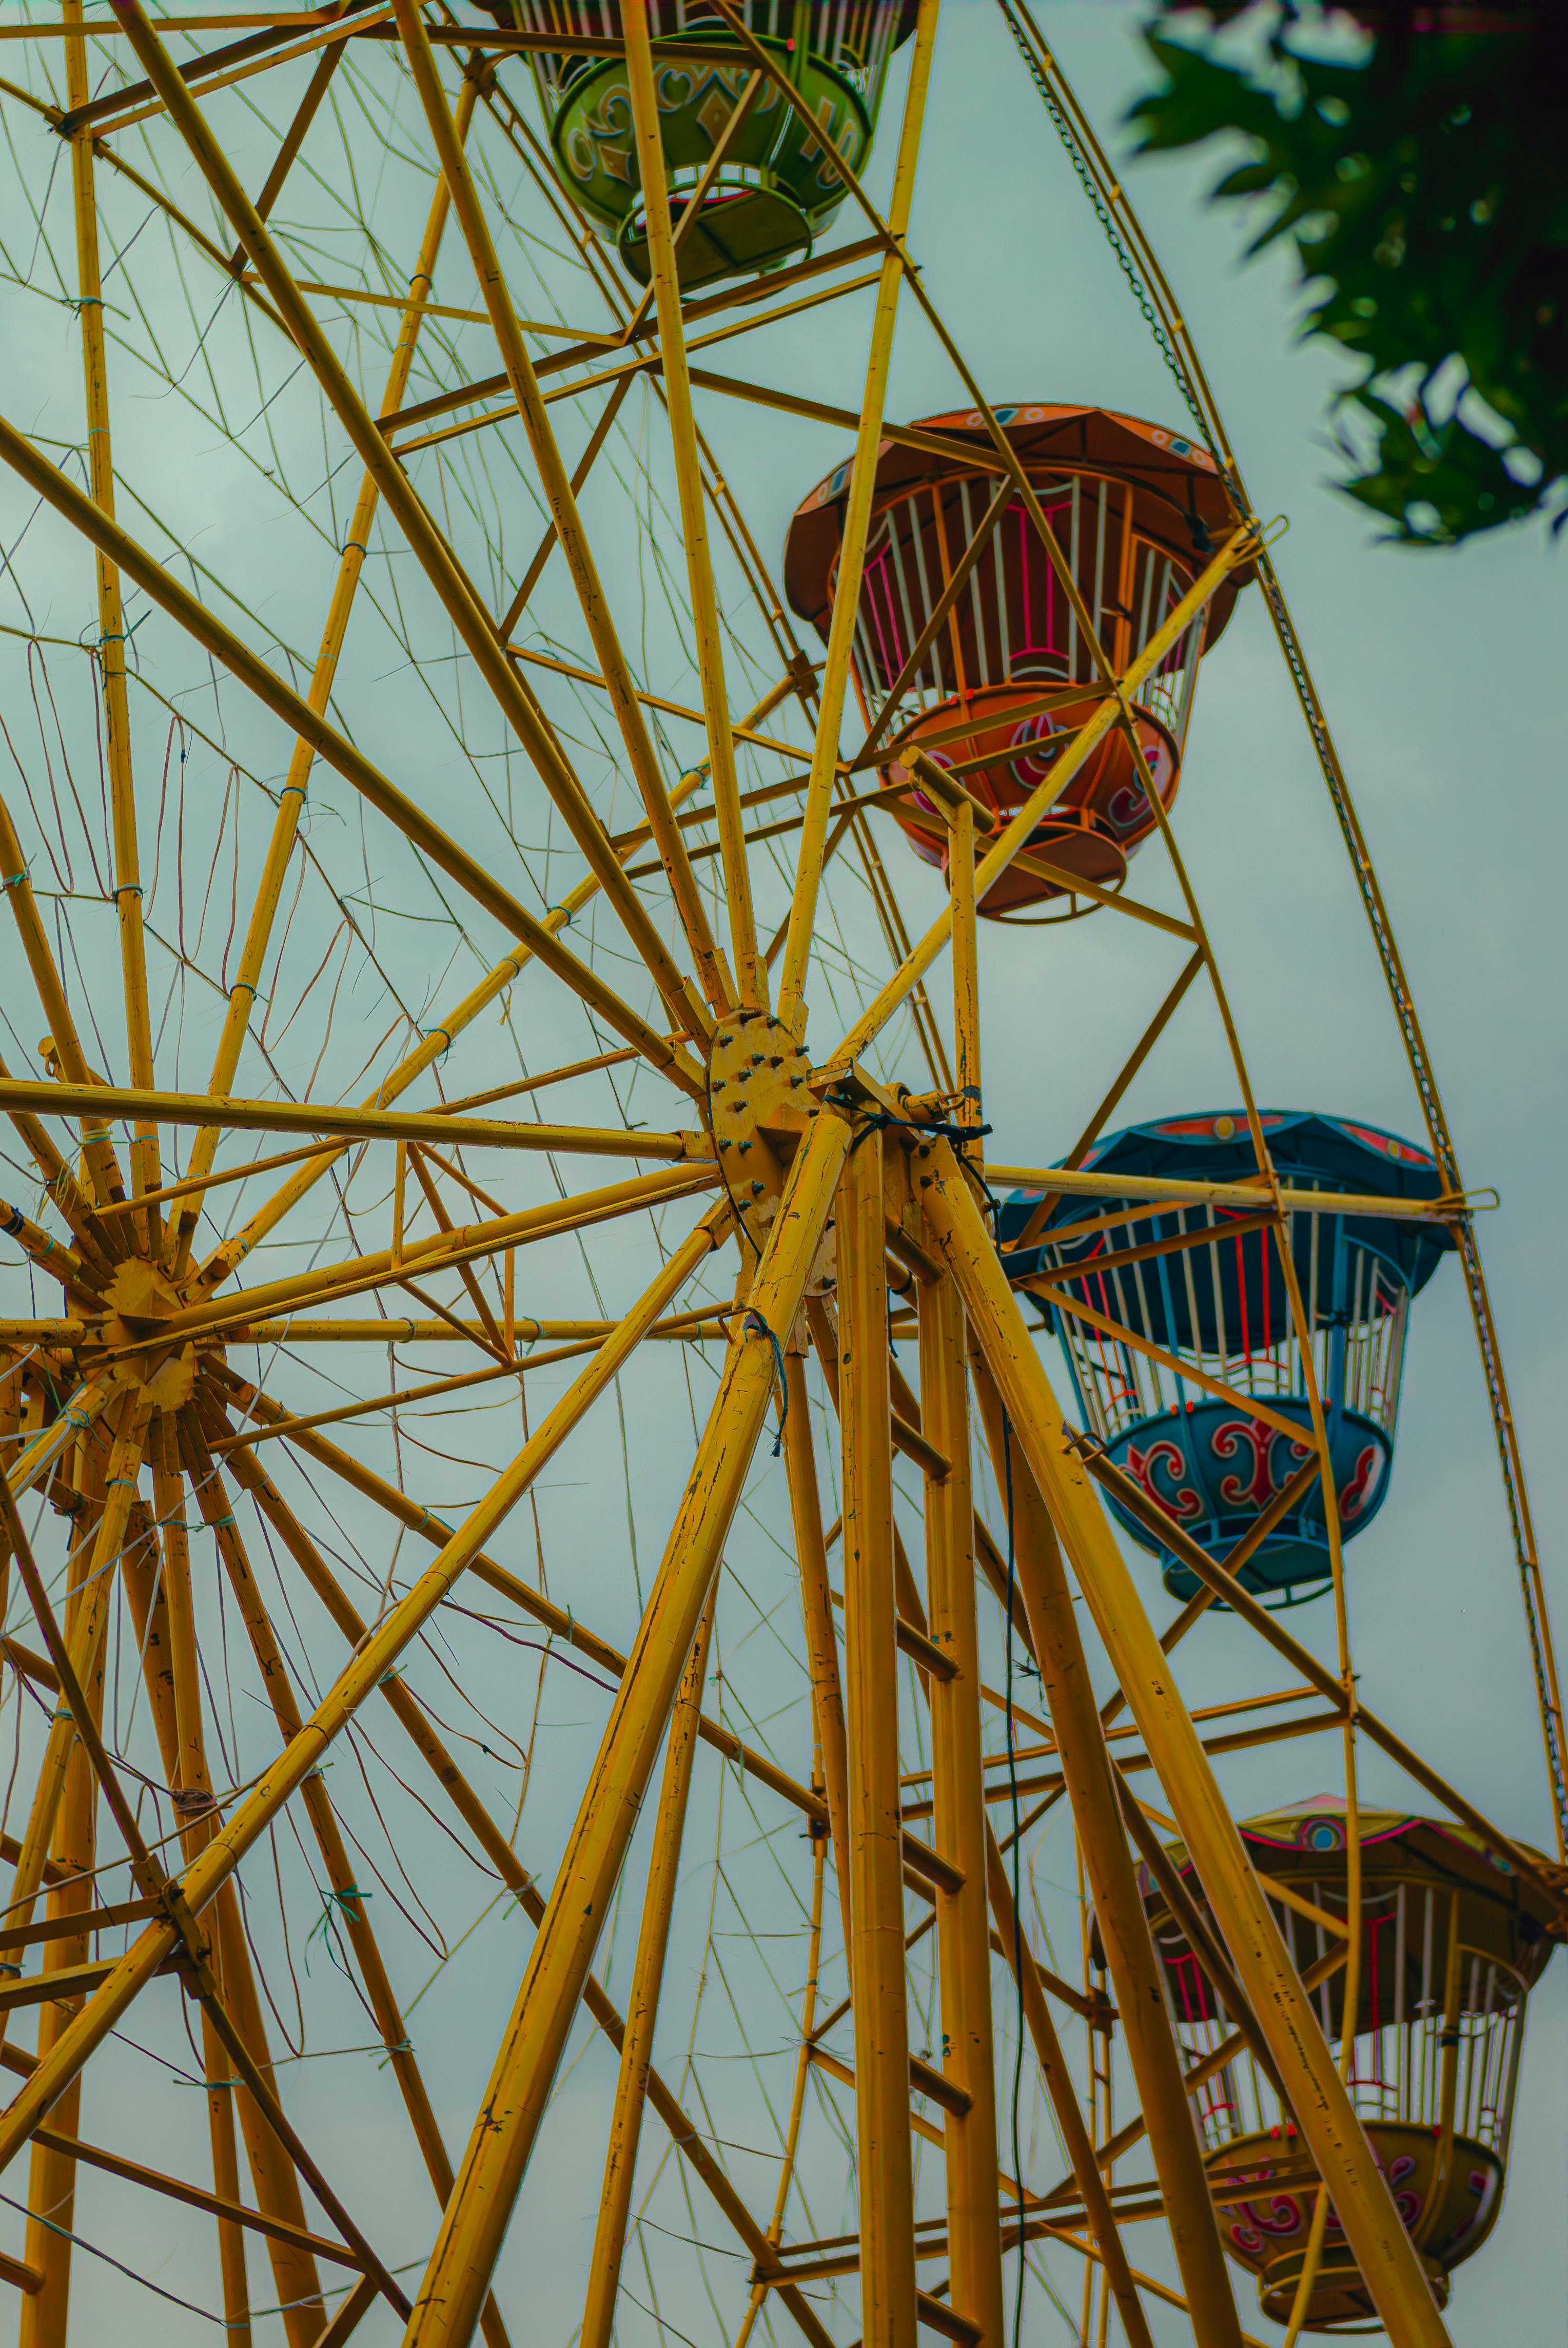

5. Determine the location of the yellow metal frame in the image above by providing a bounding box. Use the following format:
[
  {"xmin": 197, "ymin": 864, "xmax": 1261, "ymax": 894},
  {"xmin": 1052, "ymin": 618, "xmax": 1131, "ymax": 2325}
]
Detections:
[{"xmin": 0, "ymin": 13, "xmax": 1554, "ymax": 2348}]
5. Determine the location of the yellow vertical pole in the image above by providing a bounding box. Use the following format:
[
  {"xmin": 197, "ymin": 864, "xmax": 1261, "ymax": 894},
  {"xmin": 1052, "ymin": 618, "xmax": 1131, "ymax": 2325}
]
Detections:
[
  {"xmin": 916, "ymin": 1265, "xmax": 1003, "ymax": 2346},
  {"xmin": 117, "ymin": 1512, "xmax": 253, "ymax": 2343},
  {"xmin": 0, "ymin": 1362, "xmax": 18, "ymax": 1615},
  {"xmin": 17, "ymin": 1427, "xmax": 105, "ymax": 2348},
  {"xmin": 1078, "ymin": 1823, "xmax": 1101, "ymax": 2348},
  {"xmin": 63, "ymin": 0, "xmax": 159, "ymax": 1257},
  {"xmin": 165, "ymin": 71, "xmax": 482, "ymax": 1276},
  {"xmin": 733, "ymin": 1790, "xmax": 828, "ymax": 2348},
  {"xmin": 622, "ymin": 3, "xmax": 762, "ymax": 1007},
  {"xmin": 921, "ymin": 1140, "xmax": 1454, "ymax": 2348},
  {"xmin": 838, "ymin": 1127, "xmax": 917, "ymax": 2348},
  {"xmin": 949, "ymin": 797, "xmax": 981, "ymax": 1123},
  {"xmin": 402, "ymin": 1113, "xmax": 848, "ymax": 2348},
  {"xmin": 579, "ymin": 1596, "xmax": 717, "ymax": 2348},
  {"xmin": 979, "ymin": 1829, "xmax": 1153, "ymax": 2348},
  {"xmin": 781, "ymin": 1343, "xmax": 855, "ymax": 1947},
  {"xmin": 776, "ymin": 0, "xmax": 940, "ymax": 1035},
  {"xmin": 966, "ymin": 1341, "xmax": 1242, "ymax": 2346}
]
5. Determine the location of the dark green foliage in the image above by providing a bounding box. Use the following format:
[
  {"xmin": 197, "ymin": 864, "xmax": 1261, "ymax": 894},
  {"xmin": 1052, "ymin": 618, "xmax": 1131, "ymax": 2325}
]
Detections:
[{"xmin": 1127, "ymin": 6, "xmax": 1568, "ymax": 544}]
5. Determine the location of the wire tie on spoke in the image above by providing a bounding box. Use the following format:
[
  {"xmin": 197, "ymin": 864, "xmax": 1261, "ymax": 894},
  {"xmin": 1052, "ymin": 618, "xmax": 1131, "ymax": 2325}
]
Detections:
[
  {"xmin": 742, "ymin": 1309, "xmax": 788, "ymax": 1457},
  {"xmin": 2, "ymin": 871, "xmax": 27, "ymax": 891},
  {"xmin": 305, "ymin": 1885, "xmax": 370, "ymax": 1964},
  {"xmin": 832, "ymin": 1094, "xmax": 992, "ymax": 1159},
  {"xmin": 422, "ymin": 1026, "xmax": 452, "ymax": 1056},
  {"xmin": 112, "ymin": 882, "xmax": 143, "ymax": 898},
  {"xmin": 545, "ymin": 905, "xmax": 574, "ymax": 928}
]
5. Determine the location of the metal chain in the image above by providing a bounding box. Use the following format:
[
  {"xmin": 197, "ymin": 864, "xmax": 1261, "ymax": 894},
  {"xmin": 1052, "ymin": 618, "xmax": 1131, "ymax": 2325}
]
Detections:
[
  {"xmin": 999, "ymin": 0, "xmax": 1568, "ymax": 1852},
  {"xmin": 996, "ymin": 0, "xmax": 1219, "ymax": 459}
]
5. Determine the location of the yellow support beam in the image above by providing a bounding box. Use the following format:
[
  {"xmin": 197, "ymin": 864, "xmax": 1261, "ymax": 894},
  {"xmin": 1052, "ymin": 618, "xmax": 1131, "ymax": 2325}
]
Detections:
[
  {"xmin": 965, "ymin": 1343, "xmax": 1242, "ymax": 2347},
  {"xmin": 0, "ymin": 1212, "xmax": 727, "ymax": 2180},
  {"xmin": 838, "ymin": 1128, "xmax": 918, "ymax": 2348},
  {"xmin": 916, "ymin": 1266, "xmax": 1004, "ymax": 2348},
  {"xmin": 622, "ymin": 4, "xmax": 761, "ymax": 1006},
  {"xmin": 919, "ymin": 1137, "xmax": 1454, "ymax": 2348},
  {"xmin": 775, "ymin": 0, "xmax": 939, "ymax": 1035},
  {"xmin": 0, "ymin": 1079, "xmax": 705, "ymax": 1161},
  {"xmin": 579, "ymin": 1596, "xmax": 716, "ymax": 2348},
  {"xmin": 827, "ymin": 527, "xmax": 1259, "ymax": 1074},
  {"xmin": 400, "ymin": 1110, "xmax": 849, "ymax": 2346}
]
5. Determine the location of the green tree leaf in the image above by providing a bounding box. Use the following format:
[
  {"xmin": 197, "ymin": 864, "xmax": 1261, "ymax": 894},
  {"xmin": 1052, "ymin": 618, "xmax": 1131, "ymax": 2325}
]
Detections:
[{"xmin": 1128, "ymin": 7, "xmax": 1568, "ymax": 544}]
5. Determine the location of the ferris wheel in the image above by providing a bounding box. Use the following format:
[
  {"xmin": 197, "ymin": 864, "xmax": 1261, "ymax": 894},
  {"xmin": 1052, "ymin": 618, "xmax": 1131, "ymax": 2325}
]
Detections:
[{"xmin": 0, "ymin": 7, "xmax": 1560, "ymax": 2348}]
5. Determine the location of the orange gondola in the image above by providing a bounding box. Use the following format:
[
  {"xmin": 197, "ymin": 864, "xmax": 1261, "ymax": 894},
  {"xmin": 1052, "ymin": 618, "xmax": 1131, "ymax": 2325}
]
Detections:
[{"xmin": 783, "ymin": 403, "xmax": 1249, "ymax": 916}]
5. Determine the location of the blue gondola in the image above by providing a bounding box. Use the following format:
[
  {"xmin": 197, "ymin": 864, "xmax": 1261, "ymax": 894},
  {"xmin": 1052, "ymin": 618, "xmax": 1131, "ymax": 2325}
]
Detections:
[{"xmin": 998, "ymin": 1112, "xmax": 1454, "ymax": 1607}]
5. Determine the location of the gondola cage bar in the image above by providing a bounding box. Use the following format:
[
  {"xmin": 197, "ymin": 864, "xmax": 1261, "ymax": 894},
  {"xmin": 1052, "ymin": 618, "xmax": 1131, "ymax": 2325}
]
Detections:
[
  {"xmin": 782, "ymin": 403, "xmax": 1250, "ymax": 917},
  {"xmin": 999, "ymin": 1109, "xmax": 1455, "ymax": 1606},
  {"xmin": 486, "ymin": 2, "xmax": 918, "ymax": 286}
]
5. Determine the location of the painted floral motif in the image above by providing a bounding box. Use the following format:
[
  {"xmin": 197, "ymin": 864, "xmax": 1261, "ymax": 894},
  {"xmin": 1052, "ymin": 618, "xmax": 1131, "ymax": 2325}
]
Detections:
[
  {"xmin": 1338, "ymin": 1442, "xmax": 1385, "ymax": 1522},
  {"xmin": 1219, "ymin": 2139, "xmax": 1481, "ymax": 2273},
  {"xmin": 1210, "ymin": 1415, "xmax": 1314, "ymax": 1513},
  {"xmin": 1224, "ymin": 2173, "xmax": 1305, "ymax": 2254},
  {"xmin": 1124, "ymin": 1438, "xmax": 1201, "ymax": 1521},
  {"xmin": 1211, "ymin": 1416, "xmax": 1282, "ymax": 1512},
  {"xmin": 1007, "ymin": 708, "xmax": 1061, "ymax": 792},
  {"xmin": 1436, "ymin": 2163, "xmax": 1500, "ymax": 2254},
  {"xmin": 797, "ymin": 91, "xmax": 861, "ymax": 191},
  {"xmin": 566, "ymin": 87, "xmax": 634, "ymax": 186}
]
